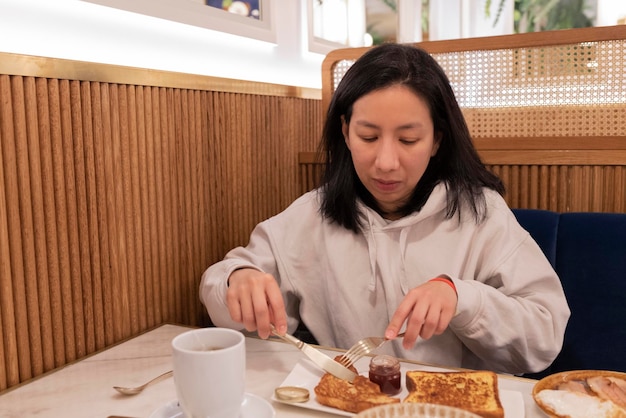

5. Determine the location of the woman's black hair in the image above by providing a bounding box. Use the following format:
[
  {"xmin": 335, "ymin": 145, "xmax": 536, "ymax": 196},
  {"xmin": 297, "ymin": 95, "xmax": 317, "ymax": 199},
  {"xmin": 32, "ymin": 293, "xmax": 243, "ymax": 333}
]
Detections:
[{"xmin": 318, "ymin": 43, "xmax": 505, "ymax": 232}]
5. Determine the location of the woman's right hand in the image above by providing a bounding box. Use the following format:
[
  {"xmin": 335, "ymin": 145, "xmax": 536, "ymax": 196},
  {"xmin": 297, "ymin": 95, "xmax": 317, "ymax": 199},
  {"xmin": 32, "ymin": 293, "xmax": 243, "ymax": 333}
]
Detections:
[{"xmin": 226, "ymin": 268, "xmax": 287, "ymax": 339}]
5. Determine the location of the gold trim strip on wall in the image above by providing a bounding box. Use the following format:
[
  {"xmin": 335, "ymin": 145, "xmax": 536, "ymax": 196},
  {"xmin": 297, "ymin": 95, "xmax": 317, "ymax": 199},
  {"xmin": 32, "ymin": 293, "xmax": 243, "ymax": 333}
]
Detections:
[{"xmin": 0, "ymin": 52, "xmax": 322, "ymax": 100}]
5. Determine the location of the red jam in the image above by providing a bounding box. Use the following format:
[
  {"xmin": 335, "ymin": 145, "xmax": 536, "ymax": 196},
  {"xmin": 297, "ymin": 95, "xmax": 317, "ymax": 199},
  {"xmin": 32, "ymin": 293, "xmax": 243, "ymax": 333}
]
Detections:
[{"xmin": 368, "ymin": 354, "xmax": 401, "ymax": 395}]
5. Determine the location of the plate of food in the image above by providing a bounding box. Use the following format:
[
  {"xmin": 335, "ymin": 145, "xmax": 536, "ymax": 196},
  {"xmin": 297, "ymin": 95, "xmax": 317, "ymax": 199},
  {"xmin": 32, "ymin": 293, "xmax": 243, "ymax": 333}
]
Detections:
[
  {"xmin": 271, "ymin": 359, "xmax": 524, "ymax": 417},
  {"xmin": 532, "ymin": 370, "xmax": 626, "ymax": 418}
]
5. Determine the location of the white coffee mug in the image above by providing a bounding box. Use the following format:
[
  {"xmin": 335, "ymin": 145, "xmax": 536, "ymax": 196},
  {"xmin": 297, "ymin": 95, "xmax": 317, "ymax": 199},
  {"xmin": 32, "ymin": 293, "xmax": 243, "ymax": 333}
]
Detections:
[{"xmin": 172, "ymin": 328, "xmax": 245, "ymax": 418}]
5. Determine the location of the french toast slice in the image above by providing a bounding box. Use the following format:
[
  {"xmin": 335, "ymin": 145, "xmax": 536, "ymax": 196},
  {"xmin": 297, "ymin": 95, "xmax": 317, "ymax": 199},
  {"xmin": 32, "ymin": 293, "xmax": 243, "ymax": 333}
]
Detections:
[
  {"xmin": 314, "ymin": 371, "xmax": 400, "ymax": 413},
  {"xmin": 404, "ymin": 370, "xmax": 504, "ymax": 418}
]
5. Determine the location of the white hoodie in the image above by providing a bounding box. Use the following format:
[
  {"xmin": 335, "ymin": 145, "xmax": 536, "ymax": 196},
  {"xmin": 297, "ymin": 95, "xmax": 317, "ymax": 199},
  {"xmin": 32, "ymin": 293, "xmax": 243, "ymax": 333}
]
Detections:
[{"xmin": 200, "ymin": 183, "xmax": 570, "ymax": 374}]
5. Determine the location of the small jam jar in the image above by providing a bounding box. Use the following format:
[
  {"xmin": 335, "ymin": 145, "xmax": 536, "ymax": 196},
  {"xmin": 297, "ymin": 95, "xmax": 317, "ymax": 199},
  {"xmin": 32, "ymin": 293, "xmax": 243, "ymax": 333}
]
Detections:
[{"xmin": 368, "ymin": 354, "xmax": 401, "ymax": 395}]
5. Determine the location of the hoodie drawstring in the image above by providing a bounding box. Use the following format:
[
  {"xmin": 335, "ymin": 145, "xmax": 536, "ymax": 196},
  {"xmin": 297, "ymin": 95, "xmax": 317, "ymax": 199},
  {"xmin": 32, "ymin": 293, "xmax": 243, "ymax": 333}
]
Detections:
[
  {"xmin": 366, "ymin": 211, "xmax": 378, "ymax": 292},
  {"xmin": 365, "ymin": 211, "xmax": 410, "ymax": 294},
  {"xmin": 398, "ymin": 228, "xmax": 409, "ymax": 294}
]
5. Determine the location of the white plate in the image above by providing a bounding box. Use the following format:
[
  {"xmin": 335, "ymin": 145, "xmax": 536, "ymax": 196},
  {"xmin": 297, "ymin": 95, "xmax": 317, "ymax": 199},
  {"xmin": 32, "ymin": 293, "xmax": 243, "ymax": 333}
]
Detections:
[
  {"xmin": 271, "ymin": 360, "xmax": 524, "ymax": 417},
  {"xmin": 149, "ymin": 392, "xmax": 275, "ymax": 418},
  {"xmin": 355, "ymin": 403, "xmax": 482, "ymax": 418}
]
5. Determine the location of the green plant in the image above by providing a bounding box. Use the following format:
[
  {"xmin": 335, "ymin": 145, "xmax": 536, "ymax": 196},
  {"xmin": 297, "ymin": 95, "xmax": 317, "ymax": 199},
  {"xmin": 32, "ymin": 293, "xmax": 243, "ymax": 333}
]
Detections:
[
  {"xmin": 487, "ymin": 0, "xmax": 594, "ymax": 32},
  {"xmin": 381, "ymin": 0, "xmax": 397, "ymax": 11},
  {"xmin": 422, "ymin": 0, "xmax": 429, "ymax": 36},
  {"xmin": 485, "ymin": 0, "xmax": 507, "ymax": 25}
]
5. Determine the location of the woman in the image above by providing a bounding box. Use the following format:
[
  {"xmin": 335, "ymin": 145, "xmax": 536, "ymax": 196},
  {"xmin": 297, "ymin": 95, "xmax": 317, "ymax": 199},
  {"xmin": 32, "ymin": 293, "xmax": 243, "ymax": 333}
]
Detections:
[{"xmin": 200, "ymin": 43, "xmax": 570, "ymax": 374}]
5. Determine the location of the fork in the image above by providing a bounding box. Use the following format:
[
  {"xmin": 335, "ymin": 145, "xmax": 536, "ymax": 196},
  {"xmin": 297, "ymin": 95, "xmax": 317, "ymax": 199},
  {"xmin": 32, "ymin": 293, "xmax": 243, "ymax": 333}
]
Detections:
[{"xmin": 338, "ymin": 332, "xmax": 406, "ymax": 368}]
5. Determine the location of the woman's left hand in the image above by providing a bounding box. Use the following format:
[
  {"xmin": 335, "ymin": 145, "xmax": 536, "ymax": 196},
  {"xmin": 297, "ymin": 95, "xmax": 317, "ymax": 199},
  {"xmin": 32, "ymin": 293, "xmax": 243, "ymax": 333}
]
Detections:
[{"xmin": 385, "ymin": 277, "xmax": 458, "ymax": 349}]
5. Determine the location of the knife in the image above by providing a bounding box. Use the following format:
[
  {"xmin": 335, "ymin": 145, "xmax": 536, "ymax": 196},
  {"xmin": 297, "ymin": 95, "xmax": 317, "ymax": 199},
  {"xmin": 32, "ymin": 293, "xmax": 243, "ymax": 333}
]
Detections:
[{"xmin": 270, "ymin": 325, "xmax": 357, "ymax": 382}]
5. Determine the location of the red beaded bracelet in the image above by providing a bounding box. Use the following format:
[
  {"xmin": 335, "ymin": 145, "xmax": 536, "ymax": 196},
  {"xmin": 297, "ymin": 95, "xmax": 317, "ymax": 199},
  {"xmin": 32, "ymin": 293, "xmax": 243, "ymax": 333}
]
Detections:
[{"xmin": 429, "ymin": 277, "xmax": 457, "ymax": 293}]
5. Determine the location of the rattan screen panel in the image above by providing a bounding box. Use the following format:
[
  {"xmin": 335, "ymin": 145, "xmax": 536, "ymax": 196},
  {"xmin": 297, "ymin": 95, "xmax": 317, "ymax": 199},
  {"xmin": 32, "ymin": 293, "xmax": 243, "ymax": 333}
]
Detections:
[
  {"xmin": 462, "ymin": 105, "xmax": 626, "ymax": 137},
  {"xmin": 331, "ymin": 39, "xmax": 626, "ymax": 138}
]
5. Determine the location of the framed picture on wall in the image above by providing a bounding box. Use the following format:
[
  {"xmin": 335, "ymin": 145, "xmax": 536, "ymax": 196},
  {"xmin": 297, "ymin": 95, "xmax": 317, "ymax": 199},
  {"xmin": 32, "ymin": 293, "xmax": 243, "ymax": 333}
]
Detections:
[
  {"xmin": 81, "ymin": 0, "xmax": 276, "ymax": 43},
  {"xmin": 204, "ymin": 0, "xmax": 261, "ymax": 20}
]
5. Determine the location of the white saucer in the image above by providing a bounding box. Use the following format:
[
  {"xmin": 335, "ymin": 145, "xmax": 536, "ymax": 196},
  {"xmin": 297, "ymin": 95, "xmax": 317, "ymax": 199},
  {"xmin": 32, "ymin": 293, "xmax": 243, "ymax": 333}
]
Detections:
[{"xmin": 149, "ymin": 393, "xmax": 275, "ymax": 418}]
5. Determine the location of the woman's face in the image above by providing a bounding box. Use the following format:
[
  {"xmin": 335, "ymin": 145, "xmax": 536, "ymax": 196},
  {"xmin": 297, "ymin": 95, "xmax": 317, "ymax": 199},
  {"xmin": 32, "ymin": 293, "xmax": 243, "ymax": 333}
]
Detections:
[{"xmin": 342, "ymin": 84, "xmax": 440, "ymax": 219}]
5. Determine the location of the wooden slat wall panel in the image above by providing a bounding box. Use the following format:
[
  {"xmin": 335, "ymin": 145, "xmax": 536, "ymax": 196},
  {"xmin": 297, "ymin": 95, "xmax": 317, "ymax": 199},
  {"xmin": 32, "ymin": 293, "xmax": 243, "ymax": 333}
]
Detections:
[
  {"xmin": 0, "ymin": 74, "xmax": 322, "ymax": 391},
  {"xmin": 298, "ymin": 153, "xmax": 626, "ymax": 214},
  {"xmin": 0, "ymin": 75, "xmax": 19, "ymax": 391},
  {"xmin": 490, "ymin": 165, "xmax": 626, "ymax": 212},
  {"xmin": 298, "ymin": 152, "xmax": 324, "ymax": 196}
]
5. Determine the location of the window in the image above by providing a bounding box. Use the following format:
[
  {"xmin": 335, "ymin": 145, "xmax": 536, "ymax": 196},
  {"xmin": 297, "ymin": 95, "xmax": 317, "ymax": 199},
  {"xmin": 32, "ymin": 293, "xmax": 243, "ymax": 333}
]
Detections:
[{"xmin": 307, "ymin": 0, "xmax": 367, "ymax": 54}]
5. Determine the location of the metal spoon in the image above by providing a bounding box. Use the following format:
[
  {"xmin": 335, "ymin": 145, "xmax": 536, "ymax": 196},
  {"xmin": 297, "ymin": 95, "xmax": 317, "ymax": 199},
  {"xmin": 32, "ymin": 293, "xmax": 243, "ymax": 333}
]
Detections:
[{"xmin": 113, "ymin": 370, "xmax": 173, "ymax": 396}]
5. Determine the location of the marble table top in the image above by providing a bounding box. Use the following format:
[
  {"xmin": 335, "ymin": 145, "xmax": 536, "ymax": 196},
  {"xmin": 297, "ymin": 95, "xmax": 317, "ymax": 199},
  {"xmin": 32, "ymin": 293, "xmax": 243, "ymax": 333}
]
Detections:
[{"xmin": 0, "ymin": 324, "xmax": 547, "ymax": 417}]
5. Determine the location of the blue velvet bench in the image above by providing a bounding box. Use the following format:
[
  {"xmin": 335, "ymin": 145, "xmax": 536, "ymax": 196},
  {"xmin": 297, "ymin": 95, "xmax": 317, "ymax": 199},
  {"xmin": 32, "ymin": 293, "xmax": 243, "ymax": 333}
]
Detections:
[{"xmin": 513, "ymin": 209, "xmax": 626, "ymax": 378}]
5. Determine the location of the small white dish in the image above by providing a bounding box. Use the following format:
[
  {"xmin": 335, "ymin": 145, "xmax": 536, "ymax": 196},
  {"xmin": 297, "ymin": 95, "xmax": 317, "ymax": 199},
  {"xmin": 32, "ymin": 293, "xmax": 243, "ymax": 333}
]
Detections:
[{"xmin": 149, "ymin": 393, "xmax": 275, "ymax": 418}]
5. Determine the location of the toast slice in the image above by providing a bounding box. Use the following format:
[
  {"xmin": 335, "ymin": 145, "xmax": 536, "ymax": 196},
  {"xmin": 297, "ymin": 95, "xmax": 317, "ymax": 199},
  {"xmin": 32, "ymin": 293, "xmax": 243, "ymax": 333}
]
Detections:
[
  {"xmin": 314, "ymin": 371, "xmax": 400, "ymax": 413},
  {"xmin": 404, "ymin": 370, "xmax": 504, "ymax": 418}
]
